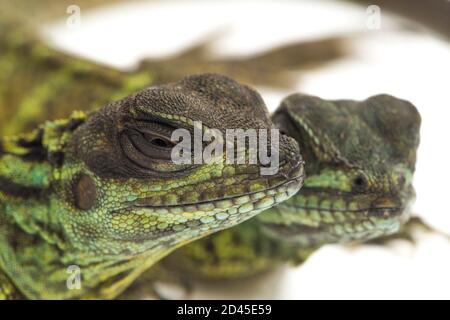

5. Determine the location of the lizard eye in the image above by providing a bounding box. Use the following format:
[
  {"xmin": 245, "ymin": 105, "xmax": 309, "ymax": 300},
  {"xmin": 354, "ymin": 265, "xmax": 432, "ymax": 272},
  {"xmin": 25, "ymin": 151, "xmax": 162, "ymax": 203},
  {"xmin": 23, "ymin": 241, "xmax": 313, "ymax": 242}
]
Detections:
[
  {"xmin": 148, "ymin": 136, "xmax": 172, "ymax": 148},
  {"xmin": 142, "ymin": 132, "xmax": 176, "ymax": 151},
  {"xmin": 120, "ymin": 121, "xmax": 185, "ymax": 171},
  {"xmin": 121, "ymin": 129, "xmax": 175, "ymax": 162},
  {"xmin": 353, "ymin": 175, "xmax": 367, "ymax": 190}
]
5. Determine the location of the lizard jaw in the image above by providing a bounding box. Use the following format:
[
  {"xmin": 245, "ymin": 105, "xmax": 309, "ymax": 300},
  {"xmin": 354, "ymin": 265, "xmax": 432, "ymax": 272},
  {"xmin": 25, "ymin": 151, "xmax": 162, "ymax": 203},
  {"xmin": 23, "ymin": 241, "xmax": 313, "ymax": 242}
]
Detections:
[
  {"xmin": 107, "ymin": 176, "xmax": 303, "ymax": 243},
  {"xmin": 133, "ymin": 175, "xmax": 303, "ymax": 211},
  {"xmin": 259, "ymin": 195, "xmax": 413, "ymax": 246},
  {"xmin": 262, "ymin": 206, "xmax": 410, "ymax": 246}
]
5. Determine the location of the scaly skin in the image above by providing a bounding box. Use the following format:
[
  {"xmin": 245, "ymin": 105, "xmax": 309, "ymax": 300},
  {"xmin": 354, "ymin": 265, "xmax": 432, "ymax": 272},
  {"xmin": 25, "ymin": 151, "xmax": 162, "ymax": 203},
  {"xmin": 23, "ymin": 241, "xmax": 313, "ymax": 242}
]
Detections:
[
  {"xmin": 0, "ymin": 73, "xmax": 304, "ymax": 299},
  {"xmin": 151, "ymin": 93, "xmax": 421, "ymax": 282},
  {"xmin": 0, "ymin": 1, "xmax": 424, "ymax": 297}
]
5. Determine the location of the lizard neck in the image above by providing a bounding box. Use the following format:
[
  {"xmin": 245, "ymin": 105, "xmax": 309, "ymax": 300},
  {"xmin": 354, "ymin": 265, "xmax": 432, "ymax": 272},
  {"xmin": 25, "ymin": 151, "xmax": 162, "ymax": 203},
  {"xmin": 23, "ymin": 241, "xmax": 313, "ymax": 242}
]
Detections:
[
  {"xmin": 0, "ymin": 116, "xmax": 200, "ymax": 299},
  {"xmin": 0, "ymin": 112, "xmax": 96, "ymax": 299},
  {"xmin": 0, "ymin": 128, "xmax": 61, "ymax": 244}
]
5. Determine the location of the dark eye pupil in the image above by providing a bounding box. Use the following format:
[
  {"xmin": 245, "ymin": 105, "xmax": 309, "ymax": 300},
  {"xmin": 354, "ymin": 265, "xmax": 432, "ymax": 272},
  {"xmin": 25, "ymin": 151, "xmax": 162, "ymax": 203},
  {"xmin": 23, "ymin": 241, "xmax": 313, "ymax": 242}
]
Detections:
[
  {"xmin": 151, "ymin": 138, "xmax": 171, "ymax": 148},
  {"xmin": 354, "ymin": 176, "xmax": 366, "ymax": 187}
]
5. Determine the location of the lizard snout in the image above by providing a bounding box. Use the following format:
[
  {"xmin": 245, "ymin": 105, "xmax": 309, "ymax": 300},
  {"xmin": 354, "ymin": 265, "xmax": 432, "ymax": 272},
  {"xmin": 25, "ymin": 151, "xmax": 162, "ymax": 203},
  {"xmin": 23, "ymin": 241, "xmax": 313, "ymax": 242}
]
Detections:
[
  {"xmin": 278, "ymin": 134, "xmax": 304, "ymax": 180},
  {"xmin": 369, "ymin": 197, "xmax": 403, "ymax": 218}
]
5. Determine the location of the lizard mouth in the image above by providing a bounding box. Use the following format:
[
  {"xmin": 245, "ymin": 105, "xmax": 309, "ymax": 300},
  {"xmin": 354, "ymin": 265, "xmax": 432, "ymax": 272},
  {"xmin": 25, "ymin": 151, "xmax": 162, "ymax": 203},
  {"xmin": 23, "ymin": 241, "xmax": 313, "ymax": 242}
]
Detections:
[
  {"xmin": 111, "ymin": 175, "xmax": 303, "ymax": 243},
  {"xmin": 279, "ymin": 203, "xmax": 405, "ymax": 218},
  {"xmin": 260, "ymin": 202, "xmax": 410, "ymax": 245},
  {"xmin": 132, "ymin": 150, "xmax": 304, "ymax": 212},
  {"xmin": 134, "ymin": 175, "xmax": 303, "ymax": 212},
  {"xmin": 368, "ymin": 206, "xmax": 403, "ymax": 218}
]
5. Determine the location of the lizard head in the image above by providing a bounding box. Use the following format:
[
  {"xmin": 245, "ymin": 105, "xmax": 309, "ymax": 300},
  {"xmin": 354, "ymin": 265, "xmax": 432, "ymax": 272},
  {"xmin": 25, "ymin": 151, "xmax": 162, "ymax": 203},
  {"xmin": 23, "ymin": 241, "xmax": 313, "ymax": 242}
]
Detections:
[
  {"xmin": 258, "ymin": 93, "xmax": 421, "ymax": 246},
  {"xmin": 55, "ymin": 73, "xmax": 303, "ymax": 257}
]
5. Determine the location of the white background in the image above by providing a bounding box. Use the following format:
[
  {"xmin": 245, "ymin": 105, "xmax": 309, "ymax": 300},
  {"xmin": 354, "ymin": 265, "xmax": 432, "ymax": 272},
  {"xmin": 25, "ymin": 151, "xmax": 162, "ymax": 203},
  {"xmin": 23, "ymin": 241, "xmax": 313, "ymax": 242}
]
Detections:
[{"xmin": 42, "ymin": 0, "xmax": 450, "ymax": 299}]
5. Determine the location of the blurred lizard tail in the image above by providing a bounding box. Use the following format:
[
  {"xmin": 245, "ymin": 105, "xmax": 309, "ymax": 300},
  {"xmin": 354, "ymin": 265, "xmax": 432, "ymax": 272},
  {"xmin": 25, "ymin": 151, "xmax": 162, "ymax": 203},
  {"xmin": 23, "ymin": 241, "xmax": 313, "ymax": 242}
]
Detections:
[{"xmin": 138, "ymin": 35, "xmax": 350, "ymax": 89}]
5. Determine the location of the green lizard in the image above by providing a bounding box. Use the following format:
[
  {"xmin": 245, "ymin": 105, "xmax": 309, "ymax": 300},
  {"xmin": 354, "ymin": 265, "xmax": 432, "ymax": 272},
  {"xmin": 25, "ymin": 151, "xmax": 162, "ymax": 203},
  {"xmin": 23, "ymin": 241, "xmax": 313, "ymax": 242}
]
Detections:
[
  {"xmin": 1, "ymin": 0, "xmax": 354, "ymax": 299},
  {"xmin": 0, "ymin": 73, "xmax": 304, "ymax": 299},
  {"xmin": 0, "ymin": 0, "xmax": 424, "ymax": 298},
  {"xmin": 145, "ymin": 92, "xmax": 421, "ymax": 285}
]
